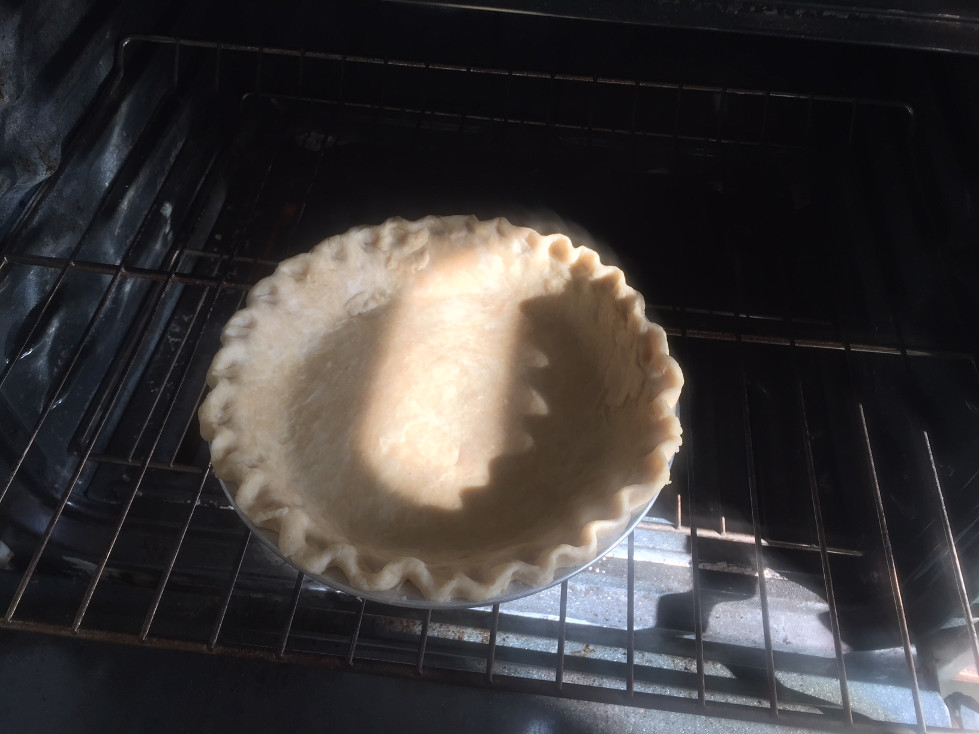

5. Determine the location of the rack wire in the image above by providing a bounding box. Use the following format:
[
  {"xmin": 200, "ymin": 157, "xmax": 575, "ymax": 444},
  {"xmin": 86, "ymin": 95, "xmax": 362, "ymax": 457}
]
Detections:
[{"xmin": 0, "ymin": 35, "xmax": 977, "ymax": 731}]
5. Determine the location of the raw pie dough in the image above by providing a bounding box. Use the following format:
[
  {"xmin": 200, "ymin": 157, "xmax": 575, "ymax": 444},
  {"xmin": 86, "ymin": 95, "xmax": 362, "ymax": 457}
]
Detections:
[{"xmin": 199, "ymin": 216, "xmax": 683, "ymax": 602}]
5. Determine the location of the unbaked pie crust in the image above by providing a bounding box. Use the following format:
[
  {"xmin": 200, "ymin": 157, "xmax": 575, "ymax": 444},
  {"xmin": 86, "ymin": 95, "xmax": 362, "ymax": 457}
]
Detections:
[{"xmin": 199, "ymin": 216, "xmax": 683, "ymax": 602}]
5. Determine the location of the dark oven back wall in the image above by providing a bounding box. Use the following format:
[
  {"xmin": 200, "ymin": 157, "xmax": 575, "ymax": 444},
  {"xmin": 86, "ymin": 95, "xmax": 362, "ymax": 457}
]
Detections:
[
  {"xmin": 6, "ymin": 0, "xmax": 979, "ymax": 229},
  {"xmin": 172, "ymin": 0, "xmax": 979, "ymax": 390},
  {"xmin": 0, "ymin": 0, "xmax": 169, "ymax": 236},
  {"xmin": 179, "ymin": 0, "xmax": 950, "ymax": 94},
  {"xmin": 4, "ymin": 0, "xmax": 979, "ymax": 230}
]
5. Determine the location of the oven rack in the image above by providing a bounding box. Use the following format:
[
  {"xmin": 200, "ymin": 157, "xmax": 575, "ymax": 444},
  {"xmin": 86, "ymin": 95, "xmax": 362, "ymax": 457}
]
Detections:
[{"xmin": 0, "ymin": 36, "xmax": 976, "ymax": 731}]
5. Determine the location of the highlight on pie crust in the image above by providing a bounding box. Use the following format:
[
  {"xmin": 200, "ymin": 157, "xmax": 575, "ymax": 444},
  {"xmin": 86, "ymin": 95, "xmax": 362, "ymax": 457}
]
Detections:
[{"xmin": 199, "ymin": 215, "xmax": 683, "ymax": 602}]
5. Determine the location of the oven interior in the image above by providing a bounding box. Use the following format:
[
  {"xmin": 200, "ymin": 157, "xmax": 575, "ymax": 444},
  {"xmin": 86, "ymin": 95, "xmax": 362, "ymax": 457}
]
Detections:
[{"xmin": 1, "ymin": 1, "xmax": 978, "ymax": 730}]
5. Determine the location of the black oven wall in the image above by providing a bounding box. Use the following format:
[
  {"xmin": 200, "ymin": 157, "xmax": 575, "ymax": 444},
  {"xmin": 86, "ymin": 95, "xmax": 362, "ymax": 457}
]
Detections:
[{"xmin": 0, "ymin": 0, "xmax": 181, "ymax": 239}]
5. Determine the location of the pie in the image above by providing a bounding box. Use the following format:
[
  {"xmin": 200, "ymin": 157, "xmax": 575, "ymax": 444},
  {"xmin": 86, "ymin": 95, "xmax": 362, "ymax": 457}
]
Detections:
[{"xmin": 199, "ymin": 216, "xmax": 683, "ymax": 602}]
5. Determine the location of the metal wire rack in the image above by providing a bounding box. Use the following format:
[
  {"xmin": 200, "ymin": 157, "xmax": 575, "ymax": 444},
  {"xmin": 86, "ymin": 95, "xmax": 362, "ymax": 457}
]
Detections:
[{"xmin": 1, "ymin": 35, "xmax": 977, "ymax": 732}]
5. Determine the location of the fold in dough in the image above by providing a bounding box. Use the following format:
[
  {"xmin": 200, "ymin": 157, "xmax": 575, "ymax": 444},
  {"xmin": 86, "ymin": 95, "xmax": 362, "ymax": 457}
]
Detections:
[{"xmin": 199, "ymin": 215, "xmax": 683, "ymax": 602}]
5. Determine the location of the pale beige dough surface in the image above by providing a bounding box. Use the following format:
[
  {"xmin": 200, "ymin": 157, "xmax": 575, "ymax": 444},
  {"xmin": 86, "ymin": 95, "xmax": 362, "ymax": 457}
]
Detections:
[{"xmin": 200, "ymin": 216, "xmax": 683, "ymax": 601}]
